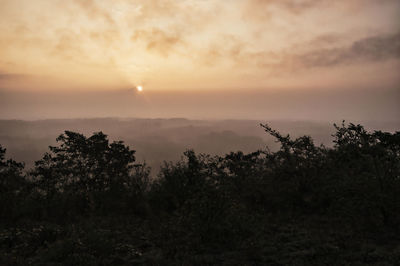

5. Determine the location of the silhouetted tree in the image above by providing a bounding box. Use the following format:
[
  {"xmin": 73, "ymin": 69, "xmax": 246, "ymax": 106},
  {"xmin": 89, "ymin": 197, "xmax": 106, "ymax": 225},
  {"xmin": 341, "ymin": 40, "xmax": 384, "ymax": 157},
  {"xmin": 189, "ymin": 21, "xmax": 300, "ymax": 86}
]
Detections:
[
  {"xmin": 328, "ymin": 122, "xmax": 400, "ymax": 229},
  {"xmin": 31, "ymin": 131, "xmax": 148, "ymax": 215},
  {"xmin": 0, "ymin": 145, "xmax": 25, "ymax": 222},
  {"xmin": 1, "ymin": 122, "xmax": 399, "ymax": 265}
]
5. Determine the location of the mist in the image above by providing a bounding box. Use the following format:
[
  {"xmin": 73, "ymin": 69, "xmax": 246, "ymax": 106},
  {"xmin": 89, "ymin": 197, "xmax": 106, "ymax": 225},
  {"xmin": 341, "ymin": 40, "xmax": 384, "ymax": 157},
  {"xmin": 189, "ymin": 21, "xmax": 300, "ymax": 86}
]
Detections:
[{"xmin": 1, "ymin": 86, "xmax": 399, "ymax": 122}]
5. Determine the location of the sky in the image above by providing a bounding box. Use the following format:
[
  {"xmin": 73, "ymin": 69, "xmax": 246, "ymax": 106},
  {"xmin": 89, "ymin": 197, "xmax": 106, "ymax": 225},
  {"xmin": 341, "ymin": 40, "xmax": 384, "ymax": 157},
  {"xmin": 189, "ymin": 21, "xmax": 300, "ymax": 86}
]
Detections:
[{"xmin": 0, "ymin": 0, "xmax": 399, "ymax": 121}]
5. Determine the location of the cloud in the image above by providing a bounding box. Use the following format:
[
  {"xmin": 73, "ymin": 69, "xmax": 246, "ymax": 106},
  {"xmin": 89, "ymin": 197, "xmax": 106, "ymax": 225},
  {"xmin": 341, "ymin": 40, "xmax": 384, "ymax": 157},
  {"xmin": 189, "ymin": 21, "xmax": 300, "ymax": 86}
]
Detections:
[
  {"xmin": 193, "ymin": 31, "xmax": 400, "ymax": 81},
  {"xmin": 197, "ymin": 35, "xmax": 246, "ymax": 66},
  {"xmin": 73, "ymin": 0, "xmax": 115, "ymax": 25},
  {"xmin": 245, "ymin": 0, "xmax": 399, "ymax": 16},
  {"xmin": 0, "ymin": 70, "xmax": 27, "ymax": 89},
  {"xmin": 1, "ymin": 0, "xmax": 399, "ymax": 91},
  {"xmin": 305, "ymin": 34, "xmax": 346, "ymax": 48},
  {"xmin": 222, "ymin": 32, "xmax": 400, "ymax": 71},
  {"xmin": 261, "ymin": 0, "xmax": 327, "ymax": 13},
  {"xmin": 131, "ymin": 28, "xmax": 184, "ymax": 57},
  {"xmin": 243, "ymin": 0, "xmax": 329, "ymax": 20},
  {"xmin": 295, "ymin": 31, "xmax": 400, "ymax": 68},
  {"xmin": 0, "ymin": 71, "xmax": 24, "ymax": 80}
]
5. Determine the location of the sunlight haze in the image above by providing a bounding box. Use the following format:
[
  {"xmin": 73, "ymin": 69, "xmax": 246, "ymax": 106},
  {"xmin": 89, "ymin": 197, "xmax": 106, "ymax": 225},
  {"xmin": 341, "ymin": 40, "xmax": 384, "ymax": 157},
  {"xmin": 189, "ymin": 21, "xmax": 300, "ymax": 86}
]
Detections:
[{"xmin": 0, "ymin": 0, "xmax": 399, "ymax": 121}]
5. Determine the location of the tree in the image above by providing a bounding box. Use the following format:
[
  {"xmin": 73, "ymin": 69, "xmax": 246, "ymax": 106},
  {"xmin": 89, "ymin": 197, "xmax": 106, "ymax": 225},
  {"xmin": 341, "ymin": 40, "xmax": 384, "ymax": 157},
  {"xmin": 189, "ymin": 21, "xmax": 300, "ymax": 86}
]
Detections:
[
  {"xmin": 330, "ymin": 122, "xmax": 400, "ymax": 229},
  {"xmin": 0, "ymin": 145, "xmax": 25, "ymax": 222},
  {"xmin": 260, "ymin": 123, "xmax": 328, "ymax": 213},
  {"xmin": 31, "ymin": 131, "xmax": 147, "ymax": 214}
]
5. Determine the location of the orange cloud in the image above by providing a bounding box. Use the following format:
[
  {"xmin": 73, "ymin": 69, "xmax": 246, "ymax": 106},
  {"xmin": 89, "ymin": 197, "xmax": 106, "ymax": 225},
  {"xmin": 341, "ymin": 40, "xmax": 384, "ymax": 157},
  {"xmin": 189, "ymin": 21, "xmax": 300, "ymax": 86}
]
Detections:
[
  {"xmin": 73, "ymin": 0, "xmax": 115, "ymax": 25},
  {"xmin": 131, "ymin": 28, "xmax": 184, "ymax": 57}
]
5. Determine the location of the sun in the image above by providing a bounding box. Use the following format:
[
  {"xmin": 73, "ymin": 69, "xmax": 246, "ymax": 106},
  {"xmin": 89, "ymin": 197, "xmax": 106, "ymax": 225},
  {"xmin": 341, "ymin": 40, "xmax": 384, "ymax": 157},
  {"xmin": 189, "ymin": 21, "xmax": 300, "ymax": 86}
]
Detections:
[{"xmin": 137, "ymin": 85, "xmax": 143, "ymax": 92}]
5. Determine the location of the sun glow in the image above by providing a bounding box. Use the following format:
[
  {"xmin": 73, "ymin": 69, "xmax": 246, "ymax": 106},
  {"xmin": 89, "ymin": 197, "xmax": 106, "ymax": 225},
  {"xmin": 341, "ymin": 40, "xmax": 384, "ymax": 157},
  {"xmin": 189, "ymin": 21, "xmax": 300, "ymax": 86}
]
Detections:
[{"xmin": 137, "ymin": 85, "xmax": 143, "ymax": 92}]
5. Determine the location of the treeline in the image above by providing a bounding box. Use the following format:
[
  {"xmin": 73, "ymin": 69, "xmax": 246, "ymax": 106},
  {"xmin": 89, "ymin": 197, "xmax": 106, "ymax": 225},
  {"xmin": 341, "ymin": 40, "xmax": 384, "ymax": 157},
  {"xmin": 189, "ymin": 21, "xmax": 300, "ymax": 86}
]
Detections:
[{"xmin": 1, "ymin": 122, "xmax": 399, "ymax": 265}]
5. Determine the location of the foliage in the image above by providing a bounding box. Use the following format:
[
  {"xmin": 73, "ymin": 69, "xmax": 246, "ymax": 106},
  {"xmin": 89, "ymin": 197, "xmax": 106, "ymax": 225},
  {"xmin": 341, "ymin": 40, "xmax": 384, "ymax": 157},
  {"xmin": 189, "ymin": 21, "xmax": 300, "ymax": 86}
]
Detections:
[
  {"xmin": 1, "ymin": 123, "xmax": 399, "ymax": 265},
  {"xmin": 29, "ymin": 131, "xmax": 150, "ymax": 217},
  {"xmin": 0, "ymin": 145, "xmax": 25, "ymax": 223}
]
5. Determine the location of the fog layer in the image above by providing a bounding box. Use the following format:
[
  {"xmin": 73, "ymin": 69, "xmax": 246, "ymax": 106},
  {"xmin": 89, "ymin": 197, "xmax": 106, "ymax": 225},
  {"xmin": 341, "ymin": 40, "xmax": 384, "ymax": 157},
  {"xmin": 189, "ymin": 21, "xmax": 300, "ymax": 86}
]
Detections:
[{"xmin": 1, "ymin": 87, "xmax": 399, "ymax": 121}]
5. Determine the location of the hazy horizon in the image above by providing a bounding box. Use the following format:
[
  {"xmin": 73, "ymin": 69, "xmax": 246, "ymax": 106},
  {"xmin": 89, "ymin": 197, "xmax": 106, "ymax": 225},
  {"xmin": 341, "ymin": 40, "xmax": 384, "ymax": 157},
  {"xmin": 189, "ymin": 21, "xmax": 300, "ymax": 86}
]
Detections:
[{"xmin": 1, "ymin": 86, "xmax": 399, "ymax": 121}]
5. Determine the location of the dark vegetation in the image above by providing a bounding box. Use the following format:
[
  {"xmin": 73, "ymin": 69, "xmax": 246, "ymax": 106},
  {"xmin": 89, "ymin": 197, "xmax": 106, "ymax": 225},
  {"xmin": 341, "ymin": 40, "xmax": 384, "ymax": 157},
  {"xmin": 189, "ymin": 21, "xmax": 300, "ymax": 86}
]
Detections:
[
  {"xmin": 1, "ymin": 122, "xmax": 399, "ymax": 265},
  {"xmin": 0, "ymin": 118, "xmax": 348, "ymax": 171}
]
